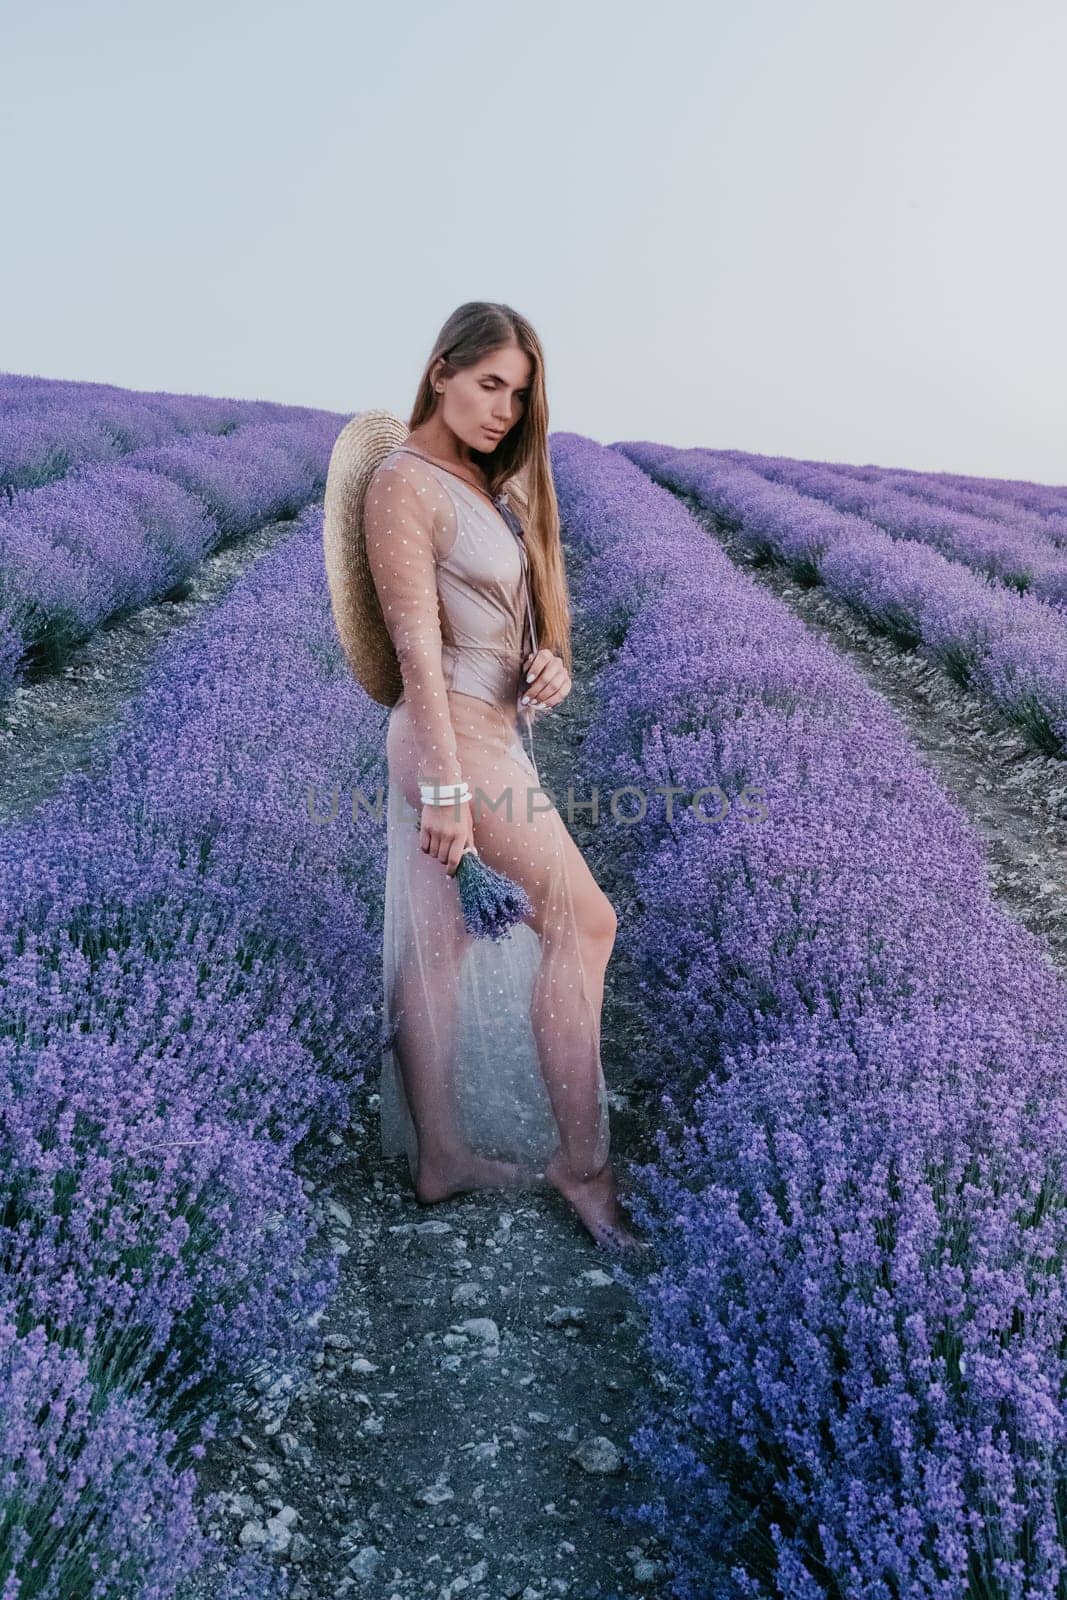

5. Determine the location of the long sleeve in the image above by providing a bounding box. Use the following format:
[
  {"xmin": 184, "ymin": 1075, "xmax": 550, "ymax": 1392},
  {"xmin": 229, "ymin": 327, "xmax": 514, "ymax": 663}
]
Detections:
[{"xmin": 364, "ymin": 453, "xmax": 464, "ymax": 792}]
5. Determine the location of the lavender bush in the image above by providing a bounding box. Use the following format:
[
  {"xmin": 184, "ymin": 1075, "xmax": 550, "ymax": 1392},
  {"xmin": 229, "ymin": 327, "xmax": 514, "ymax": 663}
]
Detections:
[
  {"xmin": 617, "ymin": 441, "xmax": 1067, "ymax": 756},
  {"xmin": 710, "ymin": 448, "xmax": 1067, "ymax": 599},
  {"xmin": 0, "ymin": 465, "xmax": 216, "ymax": 675},
  {"xmin": 819, "ymin": 456, "xmax": 1067, "ymax": 528},
  {"xmin": 0, "ymin": 501, "xmax": 386, "ymax": 1596},
  {"xmin": 0, "ymin": 369, "xmax": 341, "ymax": 497},
  {"xmin": 857, "ymin": 468, "xmax": 1067, "ymax": 551},
  {"xmin": 787, "ymin": 453, "xmax": 1067, "ymax": 525},
  {"xmin": 0, "ymin": 411, "xmax": 344, "ymax": 696},
  {"xmin": 122, "ymin": 416, "xmax": 341, "ymax": 537},
  {"xmin": 550, "ymin": 434, "xmax": 1067, "ymax": 1599},
  {"xmin": 0, "ymin": 608, "xmax": 22, "ymax": 704}
]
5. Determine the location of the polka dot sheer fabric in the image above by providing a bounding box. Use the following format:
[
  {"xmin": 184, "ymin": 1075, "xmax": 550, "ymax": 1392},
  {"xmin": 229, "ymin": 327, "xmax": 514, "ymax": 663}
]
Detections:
[{"xmin": 363, "ymin": 446, "xmax": 611, "ymax": 1187}]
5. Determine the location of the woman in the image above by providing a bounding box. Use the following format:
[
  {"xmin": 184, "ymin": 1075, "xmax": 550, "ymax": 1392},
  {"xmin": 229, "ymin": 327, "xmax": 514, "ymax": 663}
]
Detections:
[{"xmin": 362, "ymin": 302, "xmax": 641, "ymax": 1253}]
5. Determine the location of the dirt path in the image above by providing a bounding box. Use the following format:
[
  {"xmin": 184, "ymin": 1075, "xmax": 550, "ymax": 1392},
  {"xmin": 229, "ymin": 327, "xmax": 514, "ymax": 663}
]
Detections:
[
  {"xmin": 177, "ymin": 610, "xmax": 671, "ymax": 1598},
  {"xmin": 676, "ymin": 490, "xmax": 1067, "ymax": 976},
  {"xmin": 0, "ymin": 517, "xmax": 301, "ymax": 824}
]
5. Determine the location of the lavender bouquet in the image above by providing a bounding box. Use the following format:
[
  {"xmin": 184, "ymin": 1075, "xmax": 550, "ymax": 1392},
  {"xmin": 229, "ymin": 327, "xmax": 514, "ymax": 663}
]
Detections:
[{"xmin": 454, "ymin": 847, "xmax": 533, "ymax": 941}]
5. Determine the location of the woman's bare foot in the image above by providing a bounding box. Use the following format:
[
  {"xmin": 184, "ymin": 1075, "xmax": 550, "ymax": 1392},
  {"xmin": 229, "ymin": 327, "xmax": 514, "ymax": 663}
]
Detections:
[
  {"xmin": 415, "ymin": 1149, "xmax": 527, "ymax": 1204},
  {"xmin": 541, "ymin": 1150, "xmax": 648, "ymax": 1254}
]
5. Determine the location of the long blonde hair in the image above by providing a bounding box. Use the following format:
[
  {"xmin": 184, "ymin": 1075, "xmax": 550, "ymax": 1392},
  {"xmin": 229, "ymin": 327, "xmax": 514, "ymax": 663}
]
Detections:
[{"xmin": 406, "ymin": 302, "xmax": 573, "ymax": 675}]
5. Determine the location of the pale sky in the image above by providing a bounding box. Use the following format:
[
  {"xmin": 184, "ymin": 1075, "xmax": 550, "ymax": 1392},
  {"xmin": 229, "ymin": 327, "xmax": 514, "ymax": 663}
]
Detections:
[{"xmin": 2, "ymin": 0, "xmax": 1064, "ymax": 483}]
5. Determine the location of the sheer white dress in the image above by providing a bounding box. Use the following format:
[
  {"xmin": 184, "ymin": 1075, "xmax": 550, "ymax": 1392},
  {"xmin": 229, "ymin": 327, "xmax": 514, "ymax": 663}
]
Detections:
[{"xmin": 362, "ymin": 446, "xmax": 612, "ymax": 1189}]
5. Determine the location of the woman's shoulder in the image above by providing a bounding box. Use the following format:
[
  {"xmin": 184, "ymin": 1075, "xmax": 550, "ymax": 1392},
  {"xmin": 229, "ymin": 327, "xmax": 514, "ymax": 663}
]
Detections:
[
  {"xmin": 368, "ymin": 446, "xmax": 440, "ymax": 495},
  {"xmin": 372, "ymin": 445, "xmax": 420, "ymax": 476},
  {"xmin": 366, "ymin": 449, "xmax": 457, "ymax": 545}
]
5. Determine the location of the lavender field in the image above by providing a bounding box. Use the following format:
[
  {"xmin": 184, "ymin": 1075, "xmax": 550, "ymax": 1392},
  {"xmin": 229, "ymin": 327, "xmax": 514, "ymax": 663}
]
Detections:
[
  {"xmin": 3, "ymin": 379, "xmax": 1067, "ymax": 1599},
  {"xmin": 0, "ymin": 374, "xmax": 344, "ymax": 701},
  {"xmin": 617, "ymin": 443, "xmax": 1067, "ymax": 760},
  {"xmin": 577, "ymin": 438, "xmax": 1067, "ymax": 1599}
]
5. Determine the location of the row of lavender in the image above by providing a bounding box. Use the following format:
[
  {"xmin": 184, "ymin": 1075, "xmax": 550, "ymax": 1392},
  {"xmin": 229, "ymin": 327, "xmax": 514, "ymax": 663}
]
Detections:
[
  {"xmin": 709, "ymin": 447, "xmax": 1067, "ymax": 602},
  {"xmin": 0, "ymin": 410, "xmax": 345, "ymax": 703},
  {"xmin": 0, "ymin": 502, "xmax": 386, "ymax": 1597},
  {"xmin": 555, "ymin": 434, "xmax": 1067, "ymax": 1599},
  {"xmin": 0, "ymin": 370, "xmax": 339, "ymax": 496},
  {"xmin": 621, "ymin": 442, "xmax": 1067, "ymax": 758},
  {"xmin": 798, "ymin": 452, "xmax": 1067, "ymax": 526},
  {"xmin": 801, "ymin": 454, "xmax": 1067, "ymax": 547}
]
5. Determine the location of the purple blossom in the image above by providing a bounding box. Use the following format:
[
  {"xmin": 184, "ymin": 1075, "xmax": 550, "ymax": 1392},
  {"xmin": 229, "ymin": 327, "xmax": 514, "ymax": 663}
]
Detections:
[
  {"xmin": 0, "ymin": 375, "xmax": 347, "ymax": 701},
  {"xmin": 1, "ymin": 501, "xmax": 382, "ymax": 1594},
  {"xmin": 548, "ymin": 433, "xmax": 1067, "ymax": 1600},
  {"xmin": 618, "ymin": 442, "xmax": 1067, "ymax": 756}
]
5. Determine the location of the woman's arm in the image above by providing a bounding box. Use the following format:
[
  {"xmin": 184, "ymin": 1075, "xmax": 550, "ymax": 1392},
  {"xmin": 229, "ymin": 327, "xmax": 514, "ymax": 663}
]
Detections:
[{"xmin": 364, "ymin": 454, "xmax": 464, "ymax": 793}]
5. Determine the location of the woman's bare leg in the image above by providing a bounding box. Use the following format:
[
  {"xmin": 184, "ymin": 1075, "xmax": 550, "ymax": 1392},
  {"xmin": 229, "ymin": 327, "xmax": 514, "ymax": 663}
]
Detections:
[{"xmin": 466, "ymin": 748, "xmax": 643, "ymax": 1247}]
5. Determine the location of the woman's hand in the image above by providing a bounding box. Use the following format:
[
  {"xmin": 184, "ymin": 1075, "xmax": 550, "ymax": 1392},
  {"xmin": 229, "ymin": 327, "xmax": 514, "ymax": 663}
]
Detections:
[
  {"xmin": 420, "ymin": 798, "xmax": 475, "ymax": 877},
  {"xmin": 521, "ymin": 649, "xmax": 571, "ymax": 712}
]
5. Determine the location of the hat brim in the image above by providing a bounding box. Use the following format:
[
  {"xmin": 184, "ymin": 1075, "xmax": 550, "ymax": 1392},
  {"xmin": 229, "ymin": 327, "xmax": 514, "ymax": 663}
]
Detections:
[{"xmin": 322, "ymin": 408, "xmax": 410, "ymax": 707}]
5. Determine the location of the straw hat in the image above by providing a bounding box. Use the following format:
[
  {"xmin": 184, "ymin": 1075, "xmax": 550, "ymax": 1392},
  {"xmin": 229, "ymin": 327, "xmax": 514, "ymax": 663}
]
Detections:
[{"xmin": 322, "ymin": 408, "xmax": 410, "ymax": 706}]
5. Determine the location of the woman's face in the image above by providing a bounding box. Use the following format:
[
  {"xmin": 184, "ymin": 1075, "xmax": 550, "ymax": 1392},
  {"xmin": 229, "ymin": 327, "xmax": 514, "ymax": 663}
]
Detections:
[{"xmin": 441, "ymin": 344, "xmax": 533, "ymax": 451}]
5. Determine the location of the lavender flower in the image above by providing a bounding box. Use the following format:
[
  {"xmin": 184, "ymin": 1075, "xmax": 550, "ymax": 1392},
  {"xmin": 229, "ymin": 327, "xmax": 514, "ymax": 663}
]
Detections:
[{"xmin": 454, "ymin": 848, "xmax": 534, "ymax": 941}]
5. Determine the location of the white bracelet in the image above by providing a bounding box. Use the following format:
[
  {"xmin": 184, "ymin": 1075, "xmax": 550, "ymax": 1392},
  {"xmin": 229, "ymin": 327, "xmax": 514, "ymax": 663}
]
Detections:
[
  {"xmin": 420, "ymin": 780, "xmax": 469, "ymax": 798},
  {"xmin": 419, "ymin": 780, "xmax": 471, "ymax": 806}
]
